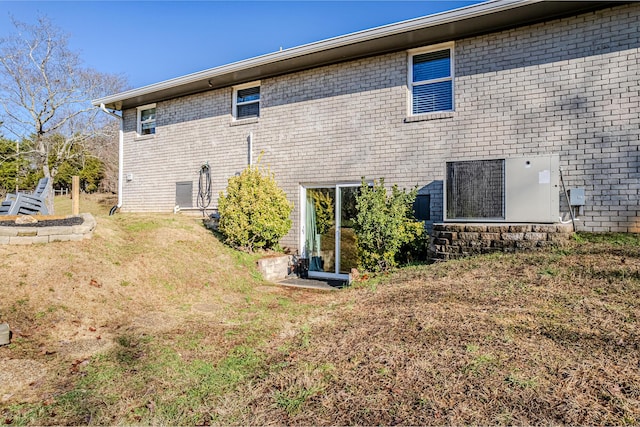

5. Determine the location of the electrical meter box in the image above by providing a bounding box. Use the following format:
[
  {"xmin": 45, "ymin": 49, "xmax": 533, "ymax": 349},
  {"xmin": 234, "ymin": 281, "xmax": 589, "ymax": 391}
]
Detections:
[{"xmin": 569, "ymin": 188, "xmax": 585, "ymax": 206}]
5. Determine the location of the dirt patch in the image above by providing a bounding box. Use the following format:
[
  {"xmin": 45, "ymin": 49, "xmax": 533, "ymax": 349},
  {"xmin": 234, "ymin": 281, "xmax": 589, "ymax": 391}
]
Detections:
[
  {"xmin": 58, "ymin": 338, "xmax": 114, "ymax": 359},
  {"xmin": 130, "ymin": 312, "xmax": 182, "ymax": 333},
  {"xmin": 0, "ymin": 359, "xmax": 47, "ymax": 403},
  {"xmin": 192, "ymin": 303, "xmax": 221, "ymax": 314}
]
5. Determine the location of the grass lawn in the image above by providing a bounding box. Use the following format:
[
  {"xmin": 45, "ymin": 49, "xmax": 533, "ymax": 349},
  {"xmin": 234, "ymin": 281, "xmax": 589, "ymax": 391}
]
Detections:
[{"xmin": 0, "ymin": 195, "xmax": 639, "ymax": 425}]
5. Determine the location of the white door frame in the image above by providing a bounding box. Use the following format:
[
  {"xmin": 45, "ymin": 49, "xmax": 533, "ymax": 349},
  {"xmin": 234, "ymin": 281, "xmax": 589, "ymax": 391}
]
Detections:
[{"xmin": 300, "ymin": 183, "xmax": 360, "ymax": 280}]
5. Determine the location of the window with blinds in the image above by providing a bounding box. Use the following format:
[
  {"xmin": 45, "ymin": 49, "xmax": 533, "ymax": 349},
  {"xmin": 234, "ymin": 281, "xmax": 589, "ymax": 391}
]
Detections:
[
  {"xmin": 409, "ymin": 44, "xmax": 454, "ymax": 115},
  {"xmin": 233, "ymin": 82, "xmax": 260, "ymax": 120},
  {"xmin": 136, "ymin": 104, "xmax": 156, "ymax": 136}
]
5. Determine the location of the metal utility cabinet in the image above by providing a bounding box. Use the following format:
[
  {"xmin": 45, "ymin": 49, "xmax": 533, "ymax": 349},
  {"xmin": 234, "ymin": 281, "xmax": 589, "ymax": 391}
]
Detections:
[{"xmin": 445, "ymin": 154, "xmax": 560, "ymax": 223}]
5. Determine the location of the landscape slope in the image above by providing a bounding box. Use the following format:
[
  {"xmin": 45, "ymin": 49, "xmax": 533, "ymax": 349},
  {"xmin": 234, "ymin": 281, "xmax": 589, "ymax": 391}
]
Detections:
[{"xmin": 0, "ymin": 196, "xmax": 638, "ymax": 425}]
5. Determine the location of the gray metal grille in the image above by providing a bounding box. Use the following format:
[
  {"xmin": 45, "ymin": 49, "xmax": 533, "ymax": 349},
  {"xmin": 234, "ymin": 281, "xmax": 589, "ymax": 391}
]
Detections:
[
  {"xmin": 446, "ymin": 159, "xmax": 504, "ymax": 220},
  {"xmin": 175, "ymin": 181, "xmax": 193, "ymax": 208}
]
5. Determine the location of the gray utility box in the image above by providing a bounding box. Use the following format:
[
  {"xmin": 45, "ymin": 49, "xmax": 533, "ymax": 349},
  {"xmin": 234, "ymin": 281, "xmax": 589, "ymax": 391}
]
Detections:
[
  {"xmin": 175, "ymin": 181, "xmax": 194, "ymax": 208},
  {"xmin": 569, "ymin": 188, "xmax": 586, "ymax": 206},
  {"xmin": 445, "ymin": 154, "xmax": 560, "ymax": 223}
]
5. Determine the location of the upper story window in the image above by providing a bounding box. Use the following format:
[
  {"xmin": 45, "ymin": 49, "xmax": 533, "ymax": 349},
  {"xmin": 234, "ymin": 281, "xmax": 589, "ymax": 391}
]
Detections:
[
  {"xmin": 233, "ymin": 81, "xmax": 260, "ymax": 120},
  {"xmin": 408, "ymin": 43, "xmax": 454, "ymax": 115},
  {"xmin": 137, "ymin": 104, "xmax": 156, "ymax": 136}
]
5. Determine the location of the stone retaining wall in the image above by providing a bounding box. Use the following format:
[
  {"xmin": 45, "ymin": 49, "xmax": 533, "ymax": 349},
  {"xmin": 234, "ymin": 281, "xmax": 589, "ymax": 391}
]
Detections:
[
  {"xmin": 0, "ymin": 213, "xmax": 96, "ymax": 245},
  {"xmin": 256, "ymin": 254, "xmax": 294, "ymax": 282},
  {"xmin": 430, "ymin": 223, "xmax": 574, "ymax": 260}
]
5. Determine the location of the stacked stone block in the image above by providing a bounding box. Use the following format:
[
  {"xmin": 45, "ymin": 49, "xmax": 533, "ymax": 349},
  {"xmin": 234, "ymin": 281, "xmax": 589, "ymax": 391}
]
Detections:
[
  {"xmin": 430, "ymin": 223, "xmax": 574, "ymax": 260},
  {"xmin": 0, "ymin": 214, "xmax": 96, "ymax": 245}
]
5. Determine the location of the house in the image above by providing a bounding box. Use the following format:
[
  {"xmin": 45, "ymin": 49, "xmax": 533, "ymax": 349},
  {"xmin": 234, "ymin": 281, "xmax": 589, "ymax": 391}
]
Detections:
[{"xmin": 93, "ymin": 0, "xmax": 639, "ymax": 280}]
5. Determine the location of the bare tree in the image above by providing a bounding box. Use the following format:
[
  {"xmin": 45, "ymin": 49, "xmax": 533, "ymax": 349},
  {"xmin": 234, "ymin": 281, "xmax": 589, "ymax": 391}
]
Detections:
[
  {"xmin": 85, "ymin": 120, "xmax": 119, "ymax": 194},
  {"xmin": 0, "ymin": 16, "xmax": 126, "ymax": 213}
]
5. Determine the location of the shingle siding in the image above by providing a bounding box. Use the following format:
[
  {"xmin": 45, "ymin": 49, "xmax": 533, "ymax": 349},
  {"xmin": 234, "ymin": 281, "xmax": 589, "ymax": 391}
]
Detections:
[{"xmin": 121, "ymin": 4, "xmax": 640, "ymax": 249}]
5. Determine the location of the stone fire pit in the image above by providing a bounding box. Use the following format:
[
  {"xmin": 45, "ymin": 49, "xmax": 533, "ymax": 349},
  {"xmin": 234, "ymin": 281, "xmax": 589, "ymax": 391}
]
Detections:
[{"xmin": 0, "ymin": 213, "xmax": 96, "ymax": 245}]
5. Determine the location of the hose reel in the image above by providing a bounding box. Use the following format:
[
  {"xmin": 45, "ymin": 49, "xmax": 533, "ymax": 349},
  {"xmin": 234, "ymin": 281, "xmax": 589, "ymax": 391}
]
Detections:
[{"xmin": 197, "ymin": 162, "xmax": 212, "ymax": 215}]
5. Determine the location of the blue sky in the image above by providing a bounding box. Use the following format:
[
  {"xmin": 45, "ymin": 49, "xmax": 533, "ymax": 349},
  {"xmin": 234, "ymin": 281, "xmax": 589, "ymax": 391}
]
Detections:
[{"xmin": 0, "ymin": 1, "xmax": 482, "ymax": 91}]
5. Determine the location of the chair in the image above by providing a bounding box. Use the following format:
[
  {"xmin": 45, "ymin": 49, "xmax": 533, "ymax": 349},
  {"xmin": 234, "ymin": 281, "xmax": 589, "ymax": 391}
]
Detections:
[
  {"xmin": 0, "ymin": 177, "xmax": 50, "ymax": 215},
  {"xmin": 5, "ymin": 177, "xmax": 49, "ymax": 201}
]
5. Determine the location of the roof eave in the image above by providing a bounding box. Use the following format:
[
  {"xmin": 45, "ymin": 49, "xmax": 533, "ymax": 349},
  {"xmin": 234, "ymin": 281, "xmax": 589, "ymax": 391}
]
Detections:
[{"xmin": 92, "ymin": 0, "xmax": 625, "ymax": 110}]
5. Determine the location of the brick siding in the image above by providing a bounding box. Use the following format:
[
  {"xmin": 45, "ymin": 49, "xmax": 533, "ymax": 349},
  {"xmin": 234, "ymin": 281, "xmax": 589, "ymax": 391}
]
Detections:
[{"xmin": 120, "ymin": 4, "xmax": 640, "ymax": 251}]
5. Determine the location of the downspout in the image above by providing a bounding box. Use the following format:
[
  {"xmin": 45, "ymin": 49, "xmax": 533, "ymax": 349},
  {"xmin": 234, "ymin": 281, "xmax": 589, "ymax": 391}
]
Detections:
[
  {"xmin": 99, "ymin": 103, "xmax": 124, "ymax": 215},
  {"xmin": 248, "ymin": 132, "xmax": 253, "ymax": 167}
]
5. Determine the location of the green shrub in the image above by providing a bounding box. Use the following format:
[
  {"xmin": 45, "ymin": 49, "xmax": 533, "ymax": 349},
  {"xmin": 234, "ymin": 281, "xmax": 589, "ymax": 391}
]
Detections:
[
  {"xmin": 218, "ymin": 163, "xmax": 293, "ymax": 251},
  {"xmin": 354, "ymin": 178, "xmax": 425, "ymax": 272},
  {"xmin": 310, "ymin": 190, "xmax": 334, "ymax": 236}
]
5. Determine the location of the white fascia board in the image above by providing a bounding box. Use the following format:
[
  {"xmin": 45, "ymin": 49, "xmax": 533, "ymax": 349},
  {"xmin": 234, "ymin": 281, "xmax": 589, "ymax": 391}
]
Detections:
[{"xmin": 91, "ymin": 0, "xmax": 540, "ymax": 109}]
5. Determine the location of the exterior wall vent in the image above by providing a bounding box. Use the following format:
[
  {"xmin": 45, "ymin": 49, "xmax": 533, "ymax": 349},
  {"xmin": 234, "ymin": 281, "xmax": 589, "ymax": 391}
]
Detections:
[
  {"xmin": 175, "ymin": 181, "xmax": 194, "ymax": 208},
  {"xmin": 444, "ymin": 154, "xmax": 559, "ymax": 223}
]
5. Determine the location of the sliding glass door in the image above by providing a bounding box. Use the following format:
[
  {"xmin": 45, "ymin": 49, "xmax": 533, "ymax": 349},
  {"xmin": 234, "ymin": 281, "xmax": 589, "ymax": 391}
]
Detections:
[{"xmin": 303, "ymin": 184, "xmax": 359, "ymax": 280}]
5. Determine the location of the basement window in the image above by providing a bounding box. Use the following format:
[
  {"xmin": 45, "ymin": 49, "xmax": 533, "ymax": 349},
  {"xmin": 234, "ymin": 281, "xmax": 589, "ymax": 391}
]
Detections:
[
  {"xmin": 408, "ymin": 43, "xmax": 454, "ymax": 115},
  {"xmin": 233, "ymin": 81, "xmax": 260, "ymax": 120},
  {"xmin": 137, "ymin": 104, "xmax": 156, "ymax": 136}
]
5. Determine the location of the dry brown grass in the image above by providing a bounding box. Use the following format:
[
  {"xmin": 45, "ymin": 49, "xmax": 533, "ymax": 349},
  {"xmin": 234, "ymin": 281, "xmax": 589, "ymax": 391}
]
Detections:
[
  {"xmin": 234, "ymin": 241, "xmax": 640, "ymax": 425},
  {"xmin": 0, "ymin": 195, "xmax": 336, "ymax": 424},
  {"xmin": 1, "ymin": 198, "xmax": 638, "ymax": 425}
]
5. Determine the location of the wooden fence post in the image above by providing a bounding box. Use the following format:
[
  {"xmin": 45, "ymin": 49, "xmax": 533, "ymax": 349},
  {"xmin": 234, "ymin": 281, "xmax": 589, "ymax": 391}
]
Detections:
[{"xmin": 72, "ymin": 176, "xmax": 80, "ymax": 215}]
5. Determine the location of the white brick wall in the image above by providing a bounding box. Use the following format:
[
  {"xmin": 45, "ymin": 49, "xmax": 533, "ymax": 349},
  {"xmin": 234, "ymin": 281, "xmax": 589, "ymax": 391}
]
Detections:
[{"xmin": 121, "ymin": 4, "xmax": 640, "ymax": 249}]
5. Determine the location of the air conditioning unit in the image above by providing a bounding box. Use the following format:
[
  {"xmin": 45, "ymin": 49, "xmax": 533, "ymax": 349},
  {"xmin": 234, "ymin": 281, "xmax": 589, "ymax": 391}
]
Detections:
[{"xmin": 444, "ymin": 154, "xmax": 559, "ymax": 223}]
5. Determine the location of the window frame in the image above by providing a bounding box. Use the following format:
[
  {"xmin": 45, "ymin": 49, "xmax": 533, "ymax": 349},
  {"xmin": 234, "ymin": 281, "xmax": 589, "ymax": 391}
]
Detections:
[
  {"xmin": 136, "ymin": 103, "xmax": 157, "ymax": 136},
  {"xmin": 232, "ymin": 81, "xmax": 261, "ymax": 121},
  {"xmin": 407, "ymin": 42, "xmax": 455, "ymax": 116}
]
